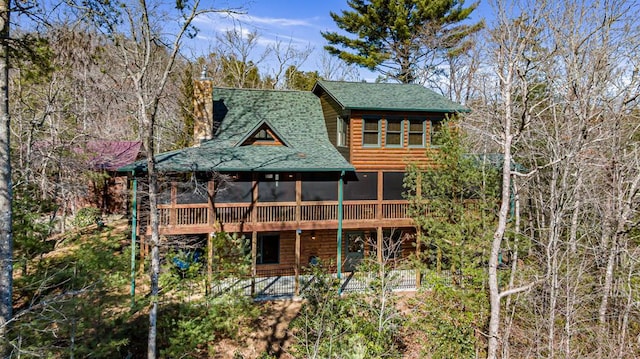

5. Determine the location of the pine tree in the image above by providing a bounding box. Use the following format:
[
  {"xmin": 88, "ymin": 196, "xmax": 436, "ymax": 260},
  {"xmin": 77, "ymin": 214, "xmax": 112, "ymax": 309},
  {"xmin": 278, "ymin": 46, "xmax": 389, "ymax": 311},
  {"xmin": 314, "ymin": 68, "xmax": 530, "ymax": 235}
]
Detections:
[{"xmin": 322, "ymin": 0, "xmax": 483, "ymax": 83}]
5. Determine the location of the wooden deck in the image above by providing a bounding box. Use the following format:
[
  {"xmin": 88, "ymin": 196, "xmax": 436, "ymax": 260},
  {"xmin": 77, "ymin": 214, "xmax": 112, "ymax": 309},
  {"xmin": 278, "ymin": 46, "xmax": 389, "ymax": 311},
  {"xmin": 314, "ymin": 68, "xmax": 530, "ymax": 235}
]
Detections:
[{"xmin": 150, "ymin": 200, "xmax": 415, "ymax": 235}]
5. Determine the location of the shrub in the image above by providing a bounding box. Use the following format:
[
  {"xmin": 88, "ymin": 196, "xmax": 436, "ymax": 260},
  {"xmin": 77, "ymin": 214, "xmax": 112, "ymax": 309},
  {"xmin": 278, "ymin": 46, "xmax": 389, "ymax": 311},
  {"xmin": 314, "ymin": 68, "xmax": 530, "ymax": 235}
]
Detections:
[{"xmin": 72, "ymin": 206, "xmax": 103, "ymax": 228}]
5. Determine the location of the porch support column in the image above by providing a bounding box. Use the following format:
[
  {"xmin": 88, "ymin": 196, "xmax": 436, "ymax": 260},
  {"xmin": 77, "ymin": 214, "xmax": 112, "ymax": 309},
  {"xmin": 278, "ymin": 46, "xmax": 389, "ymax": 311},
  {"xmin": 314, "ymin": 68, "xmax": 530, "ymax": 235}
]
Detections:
[
  {"xmin": 250, "ymin": 173, "xmax": 258, "ymax": 296},
  {"xmin": 251, "ymin": 231, "xmax": 257, "ymax": 296},
  {"xmin": 130, "ymin": 175, "xmax": 137, "ymax": 309},
  {"xmin": 415, "ymin": 172, "xmax": 423, "ymax": 288},
  {"xmin": 337, "ymin": 171, "xmax": 345, "ymax": 281},
  {"xmin": 207, "ymin": 180, "xmax": 215, "ymax": 293},
  {"xmin": 294, "ymin": 175, "xmax": 302, "ymax": 296},
  {"xmin": 207, "ymin": 232, "xmax": 213, "ymax": 295},
  {"xmin": 415, "ymin": 228, "xmax": 422, "ymax": 287},
  {"xmin": 376, "ymin": 226, "xmax": 383, "ymax": 266}
]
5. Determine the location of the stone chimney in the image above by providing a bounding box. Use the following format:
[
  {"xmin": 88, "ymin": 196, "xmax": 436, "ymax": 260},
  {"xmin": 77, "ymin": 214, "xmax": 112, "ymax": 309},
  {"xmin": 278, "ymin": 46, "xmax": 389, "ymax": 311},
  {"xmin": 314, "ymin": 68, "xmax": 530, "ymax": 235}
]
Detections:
[{"xmin": 193, "ymin": 68, "xmax": 213, "ymax": 144}]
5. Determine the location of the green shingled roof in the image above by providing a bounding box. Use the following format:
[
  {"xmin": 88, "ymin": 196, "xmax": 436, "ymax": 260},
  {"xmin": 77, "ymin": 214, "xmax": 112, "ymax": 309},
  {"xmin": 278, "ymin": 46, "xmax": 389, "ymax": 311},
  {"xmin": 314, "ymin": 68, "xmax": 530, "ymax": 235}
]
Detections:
[
  {"xmin": 313, "ymin": 80, "xmax": 469, "ymax": 113},
  {"xmin": 120, "ymin": 87, "xmax": 354, "ymax": 174}
]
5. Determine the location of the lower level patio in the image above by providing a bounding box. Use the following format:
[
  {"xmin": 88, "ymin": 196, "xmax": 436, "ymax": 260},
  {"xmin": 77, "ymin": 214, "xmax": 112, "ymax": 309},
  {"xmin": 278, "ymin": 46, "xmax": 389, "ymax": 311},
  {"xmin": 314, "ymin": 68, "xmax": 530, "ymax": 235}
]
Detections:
[{"xmin": 210, "ymin": 268, "xmax": 458, "ymax": 300}]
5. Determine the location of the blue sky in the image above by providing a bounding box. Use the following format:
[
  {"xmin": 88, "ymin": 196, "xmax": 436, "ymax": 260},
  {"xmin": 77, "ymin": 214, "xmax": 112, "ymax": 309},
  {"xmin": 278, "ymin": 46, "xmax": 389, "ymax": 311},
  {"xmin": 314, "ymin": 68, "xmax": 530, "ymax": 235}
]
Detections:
[
  {"xmin": 186, "ymin": 1, "xmax": 353, "ymax": 58},
  {"xmin": 185, "ymin": 0, "xmax": 491, "ymax": 77}
]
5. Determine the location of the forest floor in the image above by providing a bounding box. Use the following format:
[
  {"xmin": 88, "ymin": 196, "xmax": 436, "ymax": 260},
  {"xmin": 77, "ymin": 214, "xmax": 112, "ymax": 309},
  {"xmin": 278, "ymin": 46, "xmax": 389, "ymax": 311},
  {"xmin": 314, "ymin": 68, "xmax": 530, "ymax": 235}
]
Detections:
[
  {"xmin": 31, "ymin": 218, "xmax": 427, "ymax": 358},
  {"xmin": 211, "ymin": 292, "xmax": 424, "ymax": 359}
]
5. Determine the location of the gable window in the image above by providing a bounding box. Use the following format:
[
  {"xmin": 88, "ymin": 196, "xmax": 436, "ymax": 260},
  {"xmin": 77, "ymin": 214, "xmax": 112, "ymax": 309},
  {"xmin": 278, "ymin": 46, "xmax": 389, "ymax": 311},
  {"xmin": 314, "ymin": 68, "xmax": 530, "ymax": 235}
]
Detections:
[
  {"xmin": 257, "ymin": 233, "xmax": 280, "ymax": 264},
  {"xmin": 362, "ymin": 117, "xmax": 381, "ymax": 147},
  {"xmin": 430, "ymin": 119, "xmax": 445, "ymax": 147},
  {"xmin": 408, "ymin": 118, "xmax": 426, "ymax": 147},
  {"xmin": 385, "ymin": 117, "xmax": 404, "ymax": 147},
  {"xmin": 255, "ymin": 128, "xmax": 275, "ymax": 142},
  {"xmin": 337, "ymin": 117, "xmax": 348, "ymax": 147},
  {"xmin": 241, "ymin": 125, "xmax": 281, "ymax": 146}
]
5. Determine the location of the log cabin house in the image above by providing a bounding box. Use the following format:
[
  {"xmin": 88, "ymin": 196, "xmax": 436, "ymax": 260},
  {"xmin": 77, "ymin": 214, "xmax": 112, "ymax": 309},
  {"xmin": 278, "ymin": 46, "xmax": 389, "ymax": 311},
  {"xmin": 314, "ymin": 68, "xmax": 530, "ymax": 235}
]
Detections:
[{"xmin": 120, "ymin": 80, "xmax": 467, "ymax": 294}]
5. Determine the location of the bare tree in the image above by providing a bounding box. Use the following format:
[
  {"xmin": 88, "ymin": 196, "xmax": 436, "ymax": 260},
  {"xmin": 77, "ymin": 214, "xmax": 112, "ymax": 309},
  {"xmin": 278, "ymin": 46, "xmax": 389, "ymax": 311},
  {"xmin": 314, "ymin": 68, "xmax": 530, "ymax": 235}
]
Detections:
[
  {"xmin": 0, "ymin": 0, "xmax": 12, "ymax": 351},
  {"xmin": 67, "ymin": 1, "xmax": 238, "ymax": 357}
]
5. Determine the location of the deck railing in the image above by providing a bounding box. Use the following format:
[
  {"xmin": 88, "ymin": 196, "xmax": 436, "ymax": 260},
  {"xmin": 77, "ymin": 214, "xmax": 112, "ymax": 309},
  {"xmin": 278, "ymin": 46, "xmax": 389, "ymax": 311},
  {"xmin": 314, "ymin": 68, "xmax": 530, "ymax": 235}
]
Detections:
[{"xmin": 157, "ymin": 200, "xmax": 413, "ymax": 228}]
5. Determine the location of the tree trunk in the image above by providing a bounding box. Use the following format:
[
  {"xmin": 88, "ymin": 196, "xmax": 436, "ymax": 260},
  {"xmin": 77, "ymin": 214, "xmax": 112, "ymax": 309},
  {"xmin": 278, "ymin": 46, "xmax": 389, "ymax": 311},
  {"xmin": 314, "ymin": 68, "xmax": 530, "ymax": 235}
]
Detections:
[{"xmin": 0, "ymin": 0, "xmax": 12, "ymax": 352}]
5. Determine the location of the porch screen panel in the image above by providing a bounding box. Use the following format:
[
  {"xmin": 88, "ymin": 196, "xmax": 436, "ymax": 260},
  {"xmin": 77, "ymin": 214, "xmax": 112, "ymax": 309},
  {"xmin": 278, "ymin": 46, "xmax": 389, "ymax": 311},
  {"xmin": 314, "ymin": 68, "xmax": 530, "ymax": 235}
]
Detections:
[
  {"xmin": 344, "ymin": 172, "xmax": 377, "ymax": 200},
  {"xmin": 213, "ymin": 175, "xmax": 252, "ymax": 203},
  {"xmin": 301, "ymin": 173, "xmax": 338, "ymax": 201},
  {"xmin": 258, "ymin": 173, "xmax": 295, "ymax": 202},
  {"xmin": 158, "ymin": 182, "xmax": 172, "ymax": 205},
  {"xmin": 383, "ymin": 172, "xmax": 406, "ymax": 200},
  {"xmin": 176, "ymin": 182, "xmax": 208, "ymax": 204}
]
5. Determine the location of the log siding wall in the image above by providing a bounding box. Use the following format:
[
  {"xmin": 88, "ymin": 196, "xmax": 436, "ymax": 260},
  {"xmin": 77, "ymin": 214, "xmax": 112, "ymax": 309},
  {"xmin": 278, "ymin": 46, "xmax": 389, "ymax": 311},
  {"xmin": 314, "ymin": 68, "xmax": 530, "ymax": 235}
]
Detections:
[{"xmin": 350, "ymin": 110, "xmax": 443, "ymax": 171}]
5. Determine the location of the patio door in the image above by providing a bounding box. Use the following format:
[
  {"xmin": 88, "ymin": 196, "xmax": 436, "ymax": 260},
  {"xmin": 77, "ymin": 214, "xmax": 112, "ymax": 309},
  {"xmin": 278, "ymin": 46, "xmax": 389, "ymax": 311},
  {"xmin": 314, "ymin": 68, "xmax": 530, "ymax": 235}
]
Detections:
[{"xmin": 344, "ymin": 231, "xmax": 365, "ymax": 272}]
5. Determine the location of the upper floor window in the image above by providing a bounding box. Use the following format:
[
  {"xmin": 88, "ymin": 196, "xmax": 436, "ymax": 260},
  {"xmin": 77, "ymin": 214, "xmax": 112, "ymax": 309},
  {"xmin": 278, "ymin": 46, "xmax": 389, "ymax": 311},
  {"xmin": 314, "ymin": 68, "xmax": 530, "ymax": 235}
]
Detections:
[
  {"xmin": 430, "ymin": 119, "xmax": 445, "ymax": 147},
  {"xmin": 337, "ymin": 117, "xmax": 348, "ymax": 147},
  {"xmin": 385, "ymin": 117, "xmax": 404, "ymax": 147},
  {"xmin": 363, "ymin": 117, "xmax": 381, "ymax": 147},
  {"xmin": 408, "ymin": 118, "xmax": 426, "ymax": 147}
]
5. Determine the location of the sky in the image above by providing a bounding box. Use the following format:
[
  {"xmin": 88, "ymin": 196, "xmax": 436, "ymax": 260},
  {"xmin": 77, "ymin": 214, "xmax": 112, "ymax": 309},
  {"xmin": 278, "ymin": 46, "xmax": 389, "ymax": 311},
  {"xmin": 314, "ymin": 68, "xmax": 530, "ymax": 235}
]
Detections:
[{"xmin": 183, "ymin": 0, "xmax": 491, "ymax": 80}]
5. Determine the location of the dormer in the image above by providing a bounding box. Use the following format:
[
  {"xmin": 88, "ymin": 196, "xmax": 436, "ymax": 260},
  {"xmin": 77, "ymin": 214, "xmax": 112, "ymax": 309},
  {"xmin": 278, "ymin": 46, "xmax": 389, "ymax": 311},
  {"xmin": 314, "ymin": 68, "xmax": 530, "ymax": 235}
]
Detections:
[{"xmin": 312, "ymin": 80, "xmax": 468, "ymax": 171}]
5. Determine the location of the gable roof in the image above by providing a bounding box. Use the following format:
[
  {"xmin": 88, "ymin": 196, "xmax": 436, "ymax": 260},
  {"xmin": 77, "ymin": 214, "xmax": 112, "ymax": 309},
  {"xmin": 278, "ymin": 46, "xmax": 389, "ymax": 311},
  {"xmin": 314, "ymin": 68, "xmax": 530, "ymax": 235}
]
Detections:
[
  {"xmin": 120, "ymin": 88, "xmax": 354, "ymax": 174},
  {"xmin": 312, "ymin": 80, "xmax": 469, "ymax": 113}
]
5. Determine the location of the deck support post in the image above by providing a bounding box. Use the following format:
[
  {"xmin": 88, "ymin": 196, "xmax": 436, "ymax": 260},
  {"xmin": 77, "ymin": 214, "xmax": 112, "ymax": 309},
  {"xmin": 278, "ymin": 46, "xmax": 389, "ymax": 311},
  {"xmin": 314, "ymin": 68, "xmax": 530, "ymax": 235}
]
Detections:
[
  {"xmin": 415, "ymin": 172, "xmax": 422, "ymax": 288},
  {"xmin": 376, "ymin": 226, "xmax": 383, "ymax": 275},
  {"xmin": 251, "ymin": 231, "xmax": 257, "ymax": 296},
  {"xmin": 415, "ymin": 228, "xmax": 422, "ymax": 287},
  {"xmin": 207, "ymin": 232, "xmax": 213, "ymax": 295},
  {"xmin": 295, "ymin": 229, "xmax": 301, "ymax": 296},
  {"xmin": 337, "ymin": 171, "xmax": 345, "ymax": 283},
  {"xmin": 130, "ymin": 176, "xmax": 137, "ymax": 308},
  {"xmin": 295, "ymin": 175, "xmax": 302, "ymax": 297}
]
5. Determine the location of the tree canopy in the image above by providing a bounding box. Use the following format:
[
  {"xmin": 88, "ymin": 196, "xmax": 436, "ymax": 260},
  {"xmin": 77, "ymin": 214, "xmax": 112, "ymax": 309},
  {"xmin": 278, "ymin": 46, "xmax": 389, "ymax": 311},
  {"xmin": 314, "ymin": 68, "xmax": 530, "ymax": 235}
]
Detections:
[{"xmin": 322, "ymin": 0, "xmax": 483, "ymax": 83}]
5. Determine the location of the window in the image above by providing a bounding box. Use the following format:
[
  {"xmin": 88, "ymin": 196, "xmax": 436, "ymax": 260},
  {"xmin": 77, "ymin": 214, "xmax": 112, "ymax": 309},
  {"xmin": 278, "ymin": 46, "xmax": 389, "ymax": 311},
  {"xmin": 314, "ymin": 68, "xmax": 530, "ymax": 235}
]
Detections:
[
  {"xmin": 255, "ymin": 128, "xmax": 274, "ymax": 141},
  {"xmin": 430, "ymin": 119, "xmax": 445, "ymax": 147},
  {"xmin": 385, "ymin": 117, "xmax": 403, "ymax": 147},
  {"xmin": 337, "ymin": 117, "xmax": 348, "ymax": 147},
  {"xmin": 257, "ymin": 234, "xmax": 279, "ymax": 264},
  {"xmin": 408, "ymin": 118, "xmax": 426, "ymax": 147},
  {"xmin": 362, "ymin": 117, "xmax": 381, "ymax": 147}
]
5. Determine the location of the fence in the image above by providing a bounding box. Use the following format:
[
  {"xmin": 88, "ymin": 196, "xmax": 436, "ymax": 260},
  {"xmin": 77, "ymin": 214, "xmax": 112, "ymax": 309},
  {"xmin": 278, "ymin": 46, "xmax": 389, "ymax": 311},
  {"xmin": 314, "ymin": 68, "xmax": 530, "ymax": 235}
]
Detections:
[{"xmin": 208, "ymin": 267, "xmax": 464, "ymax": 300}]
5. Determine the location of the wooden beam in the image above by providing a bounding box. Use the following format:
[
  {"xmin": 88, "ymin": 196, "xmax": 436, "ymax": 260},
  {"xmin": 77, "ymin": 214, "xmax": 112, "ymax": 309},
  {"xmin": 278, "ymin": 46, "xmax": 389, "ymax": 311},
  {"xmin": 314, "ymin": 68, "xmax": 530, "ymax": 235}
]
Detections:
[
  {"xmin": 207, "ymin": 180, "xmax": 216, "ymax": 226},
  {"xmin": 207, "ymin": 232, "xmax": 213, "ymax": 294},
  {"xmin": 295, "ymin": 229, "xmax": 300, "ymax": 296},
  {"xmin": 416, "ymin": 228, "xmax": 422, "ymax": 287},
  {"xmin": 295, "ymin": 174, "xmax": 302, "ymax": 296},
  {"xmin": 251, "ymin": 231, "xmax": 257, "ymax": 296},
  {"xmin": 376, "ymin": 226, "xmax": 383, "ymax": 267}
]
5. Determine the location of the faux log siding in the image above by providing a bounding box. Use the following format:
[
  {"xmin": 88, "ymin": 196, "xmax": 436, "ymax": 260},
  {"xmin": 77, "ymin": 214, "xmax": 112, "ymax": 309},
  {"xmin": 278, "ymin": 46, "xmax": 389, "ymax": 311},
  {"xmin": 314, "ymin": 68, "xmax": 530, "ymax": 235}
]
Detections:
[
  {"xmin": 255, "ymin": 231, "xmax": 296, "ymax": 272},
  {"xmin": 350, "ymin": 116, "xmax": 437, "ymax": 171},
  {"xmin": 319, "ymin": 93, "xmax": 350, "ymax": 160},
  {"xmin": 300, "ymin": 230, "xmax": 339, "ymax": 268},
  {"xmin": 255, "ymin": 230, "xmax": 339, "ymax": 272}
]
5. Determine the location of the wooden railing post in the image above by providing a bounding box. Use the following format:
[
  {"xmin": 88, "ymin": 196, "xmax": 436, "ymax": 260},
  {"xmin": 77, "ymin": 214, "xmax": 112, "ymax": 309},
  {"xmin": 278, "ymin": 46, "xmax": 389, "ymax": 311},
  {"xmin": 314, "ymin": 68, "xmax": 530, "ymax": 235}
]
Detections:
[
  {"xmin": 207, "ymin": 180, "xmax": 216, "ymax": 226},
  {"xmin": 169, "ymin": 181, "xmax": 177, "ymax": 226},
  {"xmin": 251, "ymin": 174, "xmax": 258, "ymax": 224},
  {"xmin": 377, "ymin": 170, "xmax": 383, "ymax": 220},
  {"xmin": 251, "ymin": 231, "xmax": 257, "ymax": 296},
  {"xmin": 415, "ymin": 172, "xmax": 422, "ymax": 288},
  {"xmin": 295, "ymin": 175, "xmax": 302, "ymax": 296}
]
